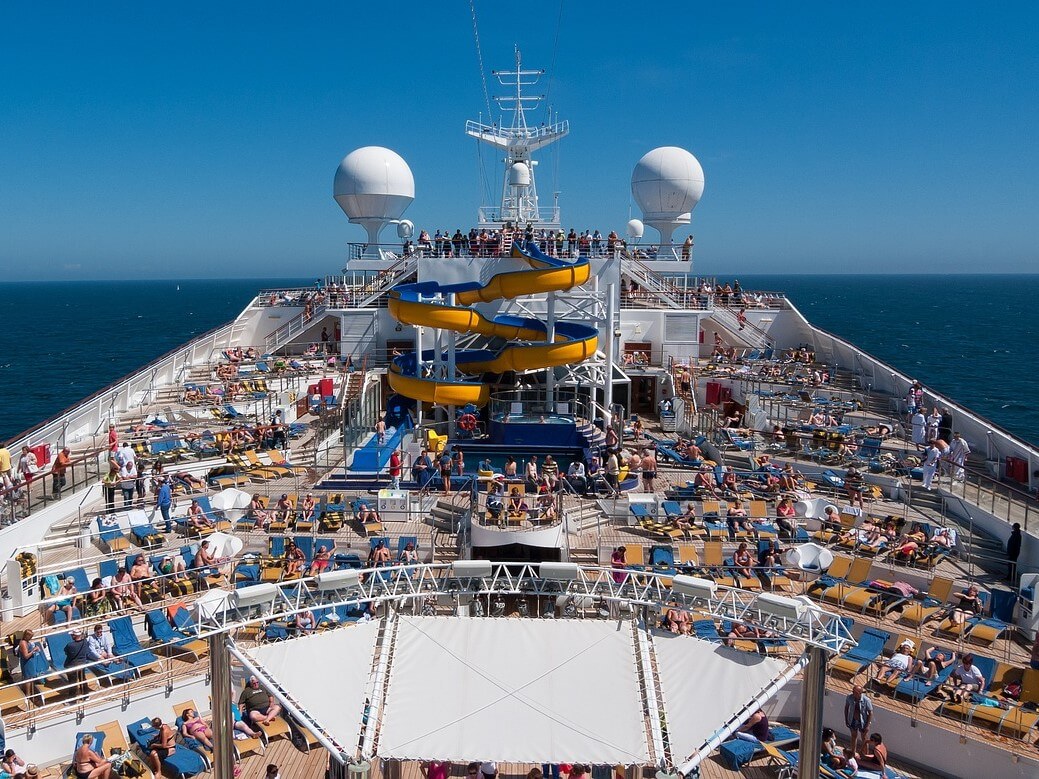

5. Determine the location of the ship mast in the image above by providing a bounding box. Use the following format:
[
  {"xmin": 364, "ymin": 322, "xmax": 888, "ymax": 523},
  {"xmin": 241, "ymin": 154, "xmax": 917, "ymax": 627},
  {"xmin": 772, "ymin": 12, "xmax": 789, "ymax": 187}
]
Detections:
[{"xmin": 467, "ymin": 47, "xmax": 569, "ymax": 229}]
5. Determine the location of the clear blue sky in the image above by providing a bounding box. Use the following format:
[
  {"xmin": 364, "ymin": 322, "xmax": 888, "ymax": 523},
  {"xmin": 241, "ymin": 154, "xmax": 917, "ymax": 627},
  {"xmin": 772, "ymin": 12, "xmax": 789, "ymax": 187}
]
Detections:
[{"xmin": 1, "ymin": 1, "xmax": 1037, "ymax": 280}]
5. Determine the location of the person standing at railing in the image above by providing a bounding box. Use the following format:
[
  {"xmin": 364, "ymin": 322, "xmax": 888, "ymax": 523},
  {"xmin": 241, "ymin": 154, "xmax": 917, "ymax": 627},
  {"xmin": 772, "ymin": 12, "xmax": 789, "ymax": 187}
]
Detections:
[
  {"xmin": 156, "ymin": 476, "xmax": 173, "ymax": 533},
  {"xmin": 51, "ymin": 446, "xmax": 71, "ymax": 498},
  {"xmin": 946, "ymin": 431, "xmax": 970, "ymax": 482},
  {"xmin": 1007, "ymin": 523, "xmax": 1023, "ymax": 585},
  {"xmin": 0, "ymin": 445, "xmax": 12, "ymax": 483},
  {"xmin": 682, "ymin": 234, "xmax": 693, "ymax": 260}
]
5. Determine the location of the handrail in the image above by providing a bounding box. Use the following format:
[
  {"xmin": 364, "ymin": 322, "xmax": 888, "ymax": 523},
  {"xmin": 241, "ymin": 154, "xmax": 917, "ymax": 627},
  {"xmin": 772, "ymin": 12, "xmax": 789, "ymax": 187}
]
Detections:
[
  {"xmin": 801, "ymin": 319, "xmax": 1039, "ymax": 470},
  {"xmin": 1, "ymin": 320, "xmax": 236, "ymax": 450}
]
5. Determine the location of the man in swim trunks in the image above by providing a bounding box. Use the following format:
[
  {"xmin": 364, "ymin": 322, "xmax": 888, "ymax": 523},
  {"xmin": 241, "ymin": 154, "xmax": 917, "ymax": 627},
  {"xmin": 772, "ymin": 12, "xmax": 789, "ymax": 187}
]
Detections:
[{"xmin": 239, "ymin": 676, "xmax": 283, "ymax": 727}]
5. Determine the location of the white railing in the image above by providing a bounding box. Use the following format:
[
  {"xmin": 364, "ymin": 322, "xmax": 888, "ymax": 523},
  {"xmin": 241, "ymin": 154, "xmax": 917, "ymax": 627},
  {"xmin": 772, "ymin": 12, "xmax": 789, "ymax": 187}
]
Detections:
[
  {"xmin": 264, "ymin": 305, "xmax": 328, "ymax": 352},
  {"xmin": 2, "ymin": 318, "xmax": 241, "ymax": 456}
]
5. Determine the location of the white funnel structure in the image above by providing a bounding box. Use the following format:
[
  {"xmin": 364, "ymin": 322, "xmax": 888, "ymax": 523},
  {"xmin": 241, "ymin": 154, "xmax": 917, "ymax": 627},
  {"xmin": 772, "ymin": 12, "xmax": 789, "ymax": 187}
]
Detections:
[
  {"xmin": 631, "ymin": 146, "xmax": 704, "ymax": 248},
  {"xmin": 333, "ymin": 146, "xmax": 415, "ymax": 253}
]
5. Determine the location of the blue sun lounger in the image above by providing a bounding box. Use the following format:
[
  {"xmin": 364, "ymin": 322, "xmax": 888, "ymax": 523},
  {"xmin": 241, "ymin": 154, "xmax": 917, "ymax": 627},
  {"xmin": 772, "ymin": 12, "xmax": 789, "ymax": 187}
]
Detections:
[
  {"xmin": 128, "ymin": 717, "xmax": 207, "ymax": 778},
  {"xmin": 109, "ymin": 616, "xmax": 160, "ymax": 674}
]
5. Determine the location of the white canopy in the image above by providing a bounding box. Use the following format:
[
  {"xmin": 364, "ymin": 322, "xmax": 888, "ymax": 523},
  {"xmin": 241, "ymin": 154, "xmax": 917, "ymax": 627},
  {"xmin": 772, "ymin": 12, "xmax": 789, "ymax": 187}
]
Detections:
[
  {"xmin": 235, "ymin": 615, "xmax": 801, "ymax": 767},
  {"xmin": 651, "ymin": 629, "xmax": 787, "ymax": 763},
  {"xmin": 379, "ymin": 616, "xmax": 649, "ymax": 764},
  {"xmin": 243, "ymin": 621, "xmax": 380, "ymax": 753}
]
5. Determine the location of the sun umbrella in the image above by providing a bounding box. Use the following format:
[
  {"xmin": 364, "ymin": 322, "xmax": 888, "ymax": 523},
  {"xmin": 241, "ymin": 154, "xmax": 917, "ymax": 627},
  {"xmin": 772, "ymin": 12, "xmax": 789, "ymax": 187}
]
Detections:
[{"xmin": 210, "ymin": 487, "xmax": 252, "ymax": 522}]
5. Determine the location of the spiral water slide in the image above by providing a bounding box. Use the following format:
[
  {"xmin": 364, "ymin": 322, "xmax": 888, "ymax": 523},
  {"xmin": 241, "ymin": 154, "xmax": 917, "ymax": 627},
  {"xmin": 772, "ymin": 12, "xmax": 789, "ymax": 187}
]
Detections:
[{"xmin": 387, "ymin": 242, "xmax": 598, "ymax": 406}]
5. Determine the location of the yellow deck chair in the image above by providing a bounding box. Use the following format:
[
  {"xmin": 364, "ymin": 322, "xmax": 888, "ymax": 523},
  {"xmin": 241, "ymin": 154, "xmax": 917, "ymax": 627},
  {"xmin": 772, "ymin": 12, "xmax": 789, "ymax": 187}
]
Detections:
[
  {"xmin": 993, "ymin": 669, "xmax": 1039, "ymax": 737},
  {"xmin": 898, "ymin": 576, "xmax": 955, "ymax": 627},
  {"xmin": 264, "ymin": 450, "xmax": 308, "ymax": 476},
  {"xmin": 677, "ymin": 543, "xmax": 700, "ymax": 568},
  {"xmin": 702, "ymin": 541, "xmax": 737, "ymax": 589},
  {"xmin": 239, "ymin": 683, "xmax": 291, "ymax": 742},
  {"xmin": 96, "ymin": 721, "xmax": 154, "ymax": 778},
  {"xmin": 805, "ymin": 555, "xmax": 852, "ymax": 598},
  {"xmin": 205, "ymin": 696, "xmax": 265, "ymax": 759},
  {"xmin": 943, "ymin": 662, "xmax": 1021, "ymax": 728},
  {"xmin": 820, "ymin": 557, "xmax": 872, "ymax": 606},
  {"xmin": 244, "ymin": 450, "xmax": 292, "ymax": 478}
]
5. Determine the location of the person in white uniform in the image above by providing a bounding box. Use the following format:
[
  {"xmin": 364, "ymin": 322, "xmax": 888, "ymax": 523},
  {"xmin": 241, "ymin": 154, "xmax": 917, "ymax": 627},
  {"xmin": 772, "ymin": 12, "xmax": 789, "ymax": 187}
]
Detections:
[
  {"xmin": 946, "ymin": 432, "xmax": 971, "ymax": 482},
  {"xmin": 921, "ymin": 442, "xmax": 941, "ymax": 490},
  {"xmin": 910, "ymin": 411, "xmax": 927, "ymax": 447}
]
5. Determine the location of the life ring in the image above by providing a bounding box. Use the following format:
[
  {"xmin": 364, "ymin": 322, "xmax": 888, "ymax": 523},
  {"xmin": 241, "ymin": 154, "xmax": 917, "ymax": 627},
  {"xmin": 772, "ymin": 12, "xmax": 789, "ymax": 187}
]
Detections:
[{"xmin": 458, "ymin": 413, "xmax": 478, "ymax": 432}]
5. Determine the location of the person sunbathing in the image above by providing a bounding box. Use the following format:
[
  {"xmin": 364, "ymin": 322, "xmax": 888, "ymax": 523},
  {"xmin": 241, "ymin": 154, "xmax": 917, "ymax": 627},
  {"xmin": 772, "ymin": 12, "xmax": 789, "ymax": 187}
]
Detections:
[
  {"xmin": 875, "ymin": 640, "xmax": 915, "ymax": 684},
  {"xmin": 355, "ymin": 500, "xmax": 379, "ymax": 525},
  {"xmin": 507, "ymin": 487, "xmax": 527, "ymax": 516},
  {"xmin": 693, "ymin": 467, "xmax": 717, "ymax": 496},
  {"xmin": 300, "ymin": 493, "xmax": 316, "ymax": 524},
  {"xmin": 665, "ymin": 606, "xmax": 692, "ymax": 635},
  {"xmin": 276, "ymin": 494, "xmax": 295, "ymax": 523},
  {"xmin": 284, "ymin": 540, "xmax": 306, "ymax": 576},
  {"xmin": 111, "ymin": 566, "xmax": 144, "ymax": 610},
  {"xmin": 73, "ymin": 733, "xmax": 113, "ymax": 779},
  {"xmin": 368, "ymin": 541, "xmax": 391, "ymax": 567},
  {"xmin": 733, "ymin": 542, "xmax": 755, "ymax": 578},
  {"xmin": 183, "ymin": 386, "xmax": 203, "ymax": 403},
  {"xmin": 726, "ymin": 500, "xmax": 754, "ymax": 537},
  {"xmin": 948, "ymin": 585, "xmax": 983, "ymax": 627},
  {"xmin": 398, "ymin": 542, "xmax": 418, "ymax": 564},
  {"xmin": 249, "ymin": 495, "xmax": 270, "ymax": 529},
  {"xmin": 180, "ymin": 708, "xmax": 214, "ymax": 750},
  {"xmin": 293, "ymin": 608, "xmax": 316, "ymax": 634},
  {"xmin": 726, "ymin": 623, "xmax": 776, "ymax": 648},
  {"xmin": 187, "ymin": 500, "xmax": 214, "ymax": 531},
  {"xmin": 911, "ymin": 646, "xmax": 954, "ymax": 680},
  {"xmin": 311, "ymin": 546, "xmax": 332, "ymax": 574},
  {"xmin": 171, "ymin": 472, "xmax": 206, "ymax": 491}
]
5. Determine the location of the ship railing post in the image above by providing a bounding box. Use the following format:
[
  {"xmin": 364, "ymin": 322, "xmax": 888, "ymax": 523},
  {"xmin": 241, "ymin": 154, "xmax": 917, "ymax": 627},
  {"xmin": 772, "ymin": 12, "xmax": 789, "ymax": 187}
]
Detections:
[
  {"xmin": 799, "ymin": 644, "xmax": 827, "ymax": 779},
  {"xmin": 210, "ymin": 631, "xmax": 235, "ymax": 779}
]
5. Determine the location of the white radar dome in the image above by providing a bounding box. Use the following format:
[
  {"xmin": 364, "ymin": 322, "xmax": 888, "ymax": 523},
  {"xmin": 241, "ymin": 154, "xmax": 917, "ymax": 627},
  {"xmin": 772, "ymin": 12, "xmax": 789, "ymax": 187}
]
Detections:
[
  {"xmin": 333, "ymin": 146, "xmax": 415, "ymax": 250},
  {"xmin": 508, "ymin": 162, "xmax": 531, "ymax": 187},
  {"xmin": 626, "ymin": 219, "xmax": 644, "ymax": 240},
  {"xmin": 631, "ymin": 146, "xmax": 705, "ymax": 245},
  {"xmin": 396, "ymin": 219, "xmax": 415, "ymax": 240}
]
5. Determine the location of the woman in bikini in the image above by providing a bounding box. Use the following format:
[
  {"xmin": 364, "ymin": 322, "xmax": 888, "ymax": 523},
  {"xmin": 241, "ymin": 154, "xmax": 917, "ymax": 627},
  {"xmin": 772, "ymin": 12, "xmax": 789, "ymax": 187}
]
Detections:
[
  {"xmin": 181, "ymin": 707, "xmax": 214, "ymax": 750},
  {"xmin": 146, "ymin": 718, "xmax": 177, "ymax": 776},
  {"xmin": 73, "ymin": 734, "xmax": 112, "ymax": 779}
]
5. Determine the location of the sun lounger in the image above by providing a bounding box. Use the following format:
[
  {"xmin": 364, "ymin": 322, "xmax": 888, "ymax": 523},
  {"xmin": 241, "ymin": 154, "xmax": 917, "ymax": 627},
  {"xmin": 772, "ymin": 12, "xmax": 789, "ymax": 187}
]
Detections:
[
  {"xmin": 819, "ymin": 557, "xmax": 872, "ymax": 606},
  {"xmin": 718, "ymin": 724, "xmax": 800, "ymax": 770},
  {"xmin": 831, "ymin": 627, "xmax": 892, "ymax": 678},
  {"xmin": 96, "ymin": 720, "xmax": 155, "ymax": 778},
  {"xmin": 898, "ymin": 576, "xmax": 955, "ymax": 627},
  {"xmin": 937, "ymin": 655, "xmax": 999, "ymax": 723},
  {"xmin": 892, "ymin": 662, "xmax": 957, "ymax": 703},
  {"xmin": 127, "ymin": 717, "xmax": 207, "ymax": 779},
  {"xmin": 96, "ymin": 516, "xmax": 130, "ymax": 553},
  {"xmin": 145, "ymin": 610, "xmax": 209, "ymax": 661},
  {"xmin": 109, "ymin": 616, "xmax": 160, "ymax": 675}
]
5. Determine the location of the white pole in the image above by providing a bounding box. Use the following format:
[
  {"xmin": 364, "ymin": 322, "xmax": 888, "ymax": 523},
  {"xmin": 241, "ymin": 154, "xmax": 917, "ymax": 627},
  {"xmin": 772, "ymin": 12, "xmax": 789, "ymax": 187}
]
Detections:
[
  {"xmin": 546, "ymin": 291, "xmax": 556, "ymax": 409},
  {"xmin": 604, "ymin": 282, "xmax": 615, "ymax": 427}
]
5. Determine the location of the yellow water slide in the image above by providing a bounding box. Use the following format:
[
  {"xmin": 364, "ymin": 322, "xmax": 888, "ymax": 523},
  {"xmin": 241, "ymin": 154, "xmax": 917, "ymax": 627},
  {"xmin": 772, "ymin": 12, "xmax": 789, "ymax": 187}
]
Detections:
[{"xmin": 386, "ymin": 242, "xmax": 598, "ymax": 406}]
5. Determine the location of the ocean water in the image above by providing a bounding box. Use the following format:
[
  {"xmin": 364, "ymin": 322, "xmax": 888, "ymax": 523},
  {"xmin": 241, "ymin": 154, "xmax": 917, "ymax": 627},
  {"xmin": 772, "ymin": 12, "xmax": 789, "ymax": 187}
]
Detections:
[{"xmin": 0, "ymin": 275, "xmax": 1035, "ymax": 447}]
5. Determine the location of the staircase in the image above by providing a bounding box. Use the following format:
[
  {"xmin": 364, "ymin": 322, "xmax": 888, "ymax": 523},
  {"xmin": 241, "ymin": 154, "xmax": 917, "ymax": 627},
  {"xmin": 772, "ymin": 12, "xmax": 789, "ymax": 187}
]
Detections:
[
  {"xmin": 708, "ymin": 306, "xmax": 774, "ymax": 350},
  {"xmin": 620, "ymin": 252, "xmax": 688, "ymax": 309},
  {"xmin": 567, "ymin": 545, "xmax": 599, "ymax": 566},
  {"xmin": 264, "ymin": 305, "xmax": 328, "ymax": 353},
  {"xmin": 351, "ymin": 254, "xmax": 419, "ymax": 308},
  {"xmin": 907, "ymin": 488, "xmax": 1006, "ymax": 572},
  {"xmin": 430, "ymin": 499, "xmax": 468, "ymax": 534},
  {"xmin": 564, "ymin": 503, "xmax": 607, "ymax": 533},
  {"xmin": 576, "ymin": 418, "xmax": 607, "ymax": 454}
]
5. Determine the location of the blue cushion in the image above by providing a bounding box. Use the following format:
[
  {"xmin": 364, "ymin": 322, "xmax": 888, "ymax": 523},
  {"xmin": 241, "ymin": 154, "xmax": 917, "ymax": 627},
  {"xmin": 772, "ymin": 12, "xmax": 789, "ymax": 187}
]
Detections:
[{"xmin": 719, "ymin": 738, "xmax": 758, "ymax": 770}]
